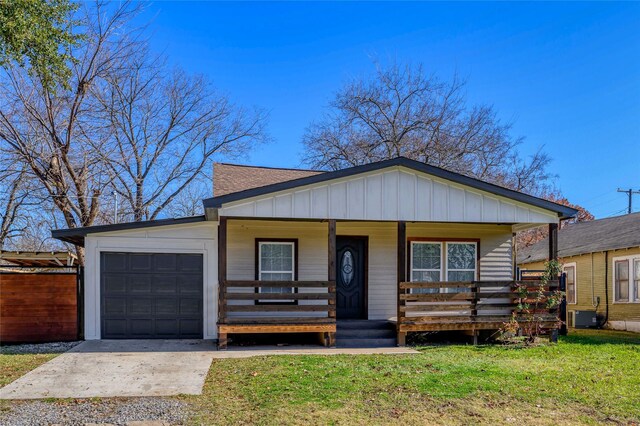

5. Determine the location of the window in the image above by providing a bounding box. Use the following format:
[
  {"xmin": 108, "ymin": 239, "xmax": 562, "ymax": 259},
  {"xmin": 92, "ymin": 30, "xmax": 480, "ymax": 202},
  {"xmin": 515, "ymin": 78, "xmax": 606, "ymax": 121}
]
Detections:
[
  {"xmin": 613, "ymin": 256, "xmax": 640, "ymax": 303},
  {"xmin": 257, "ymin": 241, "xmax": 296, "ymax": 303},
  {"xmin": 634, "ymin": 260, "xmax": 640, "ymax": 302},
  {"xmin": 446, "ymin": 242, "xmax": 476, "ymax": 293},
  {"xmin": 615, "ymin": 259, "xmax": 629, "ymax": 302},
  {"xmin": 563, "ymin": 264, "xmax": 576, "ymax": 304},
  {"xmin": 410, "ymin": 242, "xmax": 442, "ymax": 294},
  {"xmin": 410, "ymin": 241, "xmax": 477, "ymax": 293}
]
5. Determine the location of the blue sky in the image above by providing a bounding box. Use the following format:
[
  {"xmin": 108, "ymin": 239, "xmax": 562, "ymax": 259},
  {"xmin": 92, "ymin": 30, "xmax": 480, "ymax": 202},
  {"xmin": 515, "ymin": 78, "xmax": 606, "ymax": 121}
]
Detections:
[{"xmin": 138, "ymin": 1, "xmax": 639, "ymax": 219}]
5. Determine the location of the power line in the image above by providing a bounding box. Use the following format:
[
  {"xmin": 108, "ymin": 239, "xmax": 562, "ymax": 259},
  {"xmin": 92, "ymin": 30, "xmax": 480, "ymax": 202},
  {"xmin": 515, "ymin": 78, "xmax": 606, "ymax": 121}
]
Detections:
[
  {"xmin": 588, "ymin": 194, "xmax": 623, "ymax": 209},
  {"xmin": 581, "ymin": 190, "xmax": 617, "ymax": 205},
  {"xmin": 617, "ymin": 188, "xmax": 640, "ymax": 214},
  {"xmin": 602, "ymin": 208, "xmax": 628, "ymax": 219}
]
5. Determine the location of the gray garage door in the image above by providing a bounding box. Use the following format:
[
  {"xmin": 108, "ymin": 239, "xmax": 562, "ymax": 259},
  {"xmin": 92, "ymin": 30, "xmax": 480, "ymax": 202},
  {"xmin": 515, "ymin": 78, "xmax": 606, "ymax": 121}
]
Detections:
[{"xmin": 100, "ymin": 252, "xmax": 203, "ymax": 339}]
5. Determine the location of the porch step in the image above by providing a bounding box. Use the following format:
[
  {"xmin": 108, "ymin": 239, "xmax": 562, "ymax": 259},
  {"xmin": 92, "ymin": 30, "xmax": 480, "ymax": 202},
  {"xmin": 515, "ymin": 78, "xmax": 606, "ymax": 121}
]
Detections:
[
  {"xmin": 336, "ymin": 320, "xmax": 395, "ymax": 330},
  {"xmin": 337, "ymin": 328, "xmax": 395, "ymax": 339},
  {"xmin": 335, "ymin": 320, "xmax": 397, "ymax": 348},
  {"xmin": 336, "ymin": 337, "xmax": 398, "ymax": 348}
]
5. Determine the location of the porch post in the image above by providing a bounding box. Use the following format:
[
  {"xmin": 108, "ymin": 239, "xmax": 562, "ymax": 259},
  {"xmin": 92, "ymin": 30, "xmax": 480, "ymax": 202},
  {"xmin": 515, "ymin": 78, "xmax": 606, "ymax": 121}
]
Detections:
[
  {"xmin": 326, "ymin": 219, "xmax": 337, "ymax": 347},
  {"xmin": 217, "ymin": 217, "xmax": 228, "ymax": 350},
  {"xmin": 328, "ymin": 220, "xmax": 336, "ymax": 283},
  {"xmin": 548, "ymin": 223, "xmax": 558, "ymax": 261},
  {"xmin": 397, "ymin": 221, "xmax": 407, "ymax": 346},
  {"xmin": 548, "ymin": 222, "xmax": 562, "ymax": 341}
]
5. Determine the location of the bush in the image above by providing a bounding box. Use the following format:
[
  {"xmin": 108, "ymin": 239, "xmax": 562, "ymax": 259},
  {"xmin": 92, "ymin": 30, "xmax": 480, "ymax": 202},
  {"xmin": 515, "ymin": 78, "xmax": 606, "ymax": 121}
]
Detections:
[{"xmin": 500, "ymin": 260, "xmax": 564, "ymax": 344}]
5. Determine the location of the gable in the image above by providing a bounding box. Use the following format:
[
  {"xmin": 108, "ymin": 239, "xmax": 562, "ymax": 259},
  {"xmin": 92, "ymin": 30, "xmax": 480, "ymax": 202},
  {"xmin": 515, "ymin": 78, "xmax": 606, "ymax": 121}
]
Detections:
[{"xmin": 216, "ymin": 166, "xmax": 561, "ymax": 224}]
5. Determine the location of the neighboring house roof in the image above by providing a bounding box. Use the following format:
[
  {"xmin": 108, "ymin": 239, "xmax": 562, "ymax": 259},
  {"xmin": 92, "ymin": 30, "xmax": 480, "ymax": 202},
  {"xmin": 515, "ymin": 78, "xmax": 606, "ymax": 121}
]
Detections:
[
  {"xmin": 518, "ymin": 212, "xmax": 640, "ymax": 264},
  {"xmin": 213, "ymin": 163, "xmax": 323, "ymax": 196},
  {"xmin": 0, "ymin": 251, "xmax": 78, "ymax": 267},
  {"xmin": 204, "ymin": 157, "xmax": 578, "ymax": 218},
  {"xmin": 52, "ymin": 216, "xmax": 205, "ymax": 247}
]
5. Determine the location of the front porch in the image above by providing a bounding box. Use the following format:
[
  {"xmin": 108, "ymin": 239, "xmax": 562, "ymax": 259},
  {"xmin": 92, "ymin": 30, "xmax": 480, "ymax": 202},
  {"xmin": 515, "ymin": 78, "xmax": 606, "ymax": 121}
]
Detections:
[{"xmin": 216, "ymin": 218, "xmax": 561, "ymax": 349}]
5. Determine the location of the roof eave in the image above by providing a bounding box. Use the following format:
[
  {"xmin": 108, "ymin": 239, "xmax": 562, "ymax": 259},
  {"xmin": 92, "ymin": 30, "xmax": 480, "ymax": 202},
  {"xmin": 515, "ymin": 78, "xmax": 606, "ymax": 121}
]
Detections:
[{"xmin": 51, "ymin": 215, "xmax": 206, "ymax": 247}]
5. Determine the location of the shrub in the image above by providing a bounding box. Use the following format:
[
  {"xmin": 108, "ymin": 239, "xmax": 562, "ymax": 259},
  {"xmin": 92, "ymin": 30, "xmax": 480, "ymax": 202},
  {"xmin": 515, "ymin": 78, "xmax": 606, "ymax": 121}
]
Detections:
[{"xmin": 500, "ymin": 260, "xmax": 564, "ymax": 344}]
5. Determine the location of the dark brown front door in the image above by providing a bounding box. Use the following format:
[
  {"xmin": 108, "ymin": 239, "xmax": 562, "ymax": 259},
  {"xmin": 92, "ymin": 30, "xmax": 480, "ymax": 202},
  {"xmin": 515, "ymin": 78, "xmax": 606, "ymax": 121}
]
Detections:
[{"xmin": 336, "ymin": 237, "xmax": 367, "ymax": 319}]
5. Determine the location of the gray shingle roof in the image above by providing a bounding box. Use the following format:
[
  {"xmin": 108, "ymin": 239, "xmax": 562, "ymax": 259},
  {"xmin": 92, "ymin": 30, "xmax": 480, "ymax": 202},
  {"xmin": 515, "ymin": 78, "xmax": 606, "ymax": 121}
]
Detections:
[{"xmin": 517, "ymin": 212, "xmax": 640, "ymax": 264}]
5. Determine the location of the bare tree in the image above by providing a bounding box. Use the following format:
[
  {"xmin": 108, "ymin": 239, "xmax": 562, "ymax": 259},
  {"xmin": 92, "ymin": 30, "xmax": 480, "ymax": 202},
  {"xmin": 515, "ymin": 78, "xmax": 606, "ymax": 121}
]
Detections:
[
  {"xmin": 164, "ymin": 178, "xmax": 211, "ymax": 218},
  {"xmin": 0, "ymin": 2, "xmax": 142, "ymax": 261},
  {"xmin": 0, "ymin": 164, "xmax": 30, "ymax": 249},
  {"xmin": 303, "ymin": 62, "xmax": 553, "ymax": 195},
  {"xmin": 0, "ymin": 2, "xmax": 269, "ymax": 258},
  {"xmin": 0, "ymin": 152, "xmax": 63, "ymax": 250},
  {"xmin": 517, "ymin": 194, "xmax": 594, "ymax": 249},
  {"xmin": 3, "ymin": 210, "xmax": 66, "ymax": 252},
  {"xmin": 93, "ymin": 49, "xmax": 268, "ymax": 221}
]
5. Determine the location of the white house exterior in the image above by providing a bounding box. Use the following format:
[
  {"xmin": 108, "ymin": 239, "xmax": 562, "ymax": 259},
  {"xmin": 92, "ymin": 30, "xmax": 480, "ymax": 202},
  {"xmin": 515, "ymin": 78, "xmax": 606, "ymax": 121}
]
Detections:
[{"xmin": 53, "ymin": 157, "xmax": 577, "ymax": 347}]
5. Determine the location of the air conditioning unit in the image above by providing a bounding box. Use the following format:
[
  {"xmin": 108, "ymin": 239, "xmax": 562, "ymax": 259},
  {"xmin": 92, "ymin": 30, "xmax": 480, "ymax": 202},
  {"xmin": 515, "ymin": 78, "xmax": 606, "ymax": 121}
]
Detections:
[{"xmin": 573, "ymin": 310, "xmax": 597, "ymax": 329}]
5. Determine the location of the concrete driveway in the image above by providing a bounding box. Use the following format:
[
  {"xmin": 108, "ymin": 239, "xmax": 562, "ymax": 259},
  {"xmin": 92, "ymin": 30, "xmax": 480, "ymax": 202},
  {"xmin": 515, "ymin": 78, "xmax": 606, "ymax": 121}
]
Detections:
[
  {"xmin": 0, "ymin": 340, "xmax": 418, "ymax": 400},
  {"xmin": 0, "ymin": 340, "xmax": 217, "ymax": 399}
]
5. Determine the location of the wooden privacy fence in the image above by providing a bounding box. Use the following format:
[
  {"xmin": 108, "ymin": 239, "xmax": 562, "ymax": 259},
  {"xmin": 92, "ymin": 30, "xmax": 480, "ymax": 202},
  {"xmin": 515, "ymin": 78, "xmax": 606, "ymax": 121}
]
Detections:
[
  {"xmin": 1, "ymin": 271, "xmax": 80, "ymax": 343},
  {"xmin": 217, "ymin": 280, "xmax": 337, "ymax": 349},
  {"xmin": 398, "ymin": 279, "xmax": 560, "ymax": 333}
]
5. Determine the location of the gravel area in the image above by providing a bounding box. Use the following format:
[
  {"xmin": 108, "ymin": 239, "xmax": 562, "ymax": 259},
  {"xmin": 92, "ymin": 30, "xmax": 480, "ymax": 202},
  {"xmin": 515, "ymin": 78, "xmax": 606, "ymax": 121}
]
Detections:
[
  {"xmin": 0, "ymin": 397, "xmax": 189, "ymax": 426},
  {"xmin": 0, "ymin": 342, "xmax": 81, "ymax": 355}
]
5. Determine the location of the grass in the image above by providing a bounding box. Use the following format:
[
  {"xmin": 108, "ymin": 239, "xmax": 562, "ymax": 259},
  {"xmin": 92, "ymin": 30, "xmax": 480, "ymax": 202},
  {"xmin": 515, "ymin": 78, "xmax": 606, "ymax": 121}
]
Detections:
[
  {"xmin": 0, "ymin": 348, "xmax": 63, "ymax": 413},
  {"xmin": 1, "ymin": 331, "xmax": 637, "ymax": 425},
  {"xmin": 187, "ymin": 330, "xmax": 640, "ymax": 425},
  {"xmin": 0, "ymin": 352, "xmax": 59, "ymax": 388}
]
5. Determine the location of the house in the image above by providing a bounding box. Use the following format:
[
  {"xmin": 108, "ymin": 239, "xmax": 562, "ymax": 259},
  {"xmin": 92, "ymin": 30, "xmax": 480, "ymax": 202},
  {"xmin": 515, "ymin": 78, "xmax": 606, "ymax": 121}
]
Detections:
[
  {"xmin": 518, "ymin": 212, "xmax": 640, "ymax": 333},
  {"xmin": 52, "ymin": 157, "xmax": 577, "ymax": 348}
]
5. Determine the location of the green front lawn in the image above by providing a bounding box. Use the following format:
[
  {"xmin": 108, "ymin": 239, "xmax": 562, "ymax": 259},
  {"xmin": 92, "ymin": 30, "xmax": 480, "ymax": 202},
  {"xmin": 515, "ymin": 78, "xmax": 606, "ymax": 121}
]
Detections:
[
  {"xmin": 189, "ymin": 330, "xmax": 639, "ymax": 425},
  {"xmin": 0, "ymin": 353, "xmax": 59, "ymax": 388}
]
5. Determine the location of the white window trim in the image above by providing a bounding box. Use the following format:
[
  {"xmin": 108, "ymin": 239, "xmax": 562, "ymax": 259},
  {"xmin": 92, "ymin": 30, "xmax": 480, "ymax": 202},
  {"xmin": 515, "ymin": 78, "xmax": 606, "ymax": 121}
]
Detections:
[
  {"xmin": 258, "ymin": 241, "xmax": 296, "ymax": 302},
  {"xmin": 258, "ymin": 241, "xmax": 295, "ymax": 280},
  {"xmin": 612, "ymin": 254, "xmax": 640, "ymax": 304},
  {"xmin": 563, "ymin": 262, "xmax": 577, "ymax": 305},
  {"xmin": 409, "ymin": 241, "xmax": 478, "ymax": 293},
  {"xmin": 635, "ymin": 258, "xmax": 640, "ymax": 303},
  {"xmin": 410, "ymin": 241, "xmax": 443, "ymax": 284},
  {"xmin": 445, "ymin": 242, "xmax": 478, "ymax": 282}
]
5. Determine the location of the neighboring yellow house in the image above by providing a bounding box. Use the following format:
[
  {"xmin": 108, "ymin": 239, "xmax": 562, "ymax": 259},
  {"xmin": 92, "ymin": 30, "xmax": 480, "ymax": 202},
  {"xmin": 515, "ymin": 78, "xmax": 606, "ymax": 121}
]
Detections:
[{"xmin": 518, "ymin": 212, "xmax": 640, "ymax": 333}]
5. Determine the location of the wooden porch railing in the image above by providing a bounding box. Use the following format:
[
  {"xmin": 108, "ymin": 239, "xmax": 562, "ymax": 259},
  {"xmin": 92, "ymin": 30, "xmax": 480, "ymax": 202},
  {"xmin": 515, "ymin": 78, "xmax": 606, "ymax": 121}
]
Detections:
[
  {"xmin": 217, "ymin": 280, "xmax": 337, "ymax": 348},
  {"xmin": 398, "ymin": 279, "xmax": 560, "ymax": 334}
]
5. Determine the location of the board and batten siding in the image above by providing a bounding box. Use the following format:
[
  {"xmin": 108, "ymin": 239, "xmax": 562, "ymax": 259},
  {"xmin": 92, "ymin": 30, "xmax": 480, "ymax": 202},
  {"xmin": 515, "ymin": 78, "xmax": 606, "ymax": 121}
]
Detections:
[
  {"xmin": 520, "ymin": 246, "xmax": 640, "ymax": 332},
  {"xmin": 83, "ymin": 221, "xmax": 218, "ymax": 340},
  {"xmin": 219, "ymin": 167, "xmax": 559, "ymax": 225},
  {"xmin": 226, "ymin": 220, "xmax": 514, "ymax": 321}
]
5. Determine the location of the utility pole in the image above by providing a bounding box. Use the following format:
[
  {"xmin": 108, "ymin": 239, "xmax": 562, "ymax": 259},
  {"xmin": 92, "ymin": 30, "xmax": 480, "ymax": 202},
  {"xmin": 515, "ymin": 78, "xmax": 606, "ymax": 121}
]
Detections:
[
  {"xmin": 112, "ymin": 191, "xmax": 119, "ymax": 223},
  {"xmin": 617, "ymin": 188, "xmax": 640, "ymax": 214}
]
